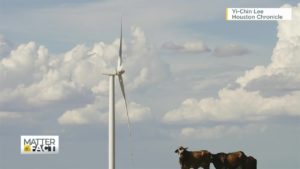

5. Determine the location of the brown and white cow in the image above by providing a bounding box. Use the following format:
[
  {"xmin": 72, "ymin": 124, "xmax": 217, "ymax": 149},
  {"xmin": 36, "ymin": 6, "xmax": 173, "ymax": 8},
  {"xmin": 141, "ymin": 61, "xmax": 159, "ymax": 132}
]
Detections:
[{"xmin": 175, "ymin": 146, "xmax": 212, "ymax": 169}]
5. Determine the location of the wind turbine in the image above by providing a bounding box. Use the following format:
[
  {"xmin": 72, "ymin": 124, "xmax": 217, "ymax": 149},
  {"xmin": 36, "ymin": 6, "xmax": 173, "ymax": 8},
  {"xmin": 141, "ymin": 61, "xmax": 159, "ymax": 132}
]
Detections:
[{"xmin": 104, "ymin": 22, "xmax": 131, "ymax": 169}]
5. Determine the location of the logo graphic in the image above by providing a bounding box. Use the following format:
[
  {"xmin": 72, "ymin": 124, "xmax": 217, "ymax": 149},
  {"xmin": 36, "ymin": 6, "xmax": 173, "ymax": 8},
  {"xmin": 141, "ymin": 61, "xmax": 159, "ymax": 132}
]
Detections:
[
  {"xmin": 20, "ymin": 135, "xmax": 59, "ymax": 154},
  {"xmin": 24, "ymin": 144, "xmax": 32, "ymax": 152}
]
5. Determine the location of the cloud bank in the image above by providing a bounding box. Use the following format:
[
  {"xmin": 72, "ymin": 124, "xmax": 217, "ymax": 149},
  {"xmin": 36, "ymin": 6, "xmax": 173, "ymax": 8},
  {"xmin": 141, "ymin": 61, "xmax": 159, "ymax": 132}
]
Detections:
[{"xmin": 0, "ymin": 27, "xmax": 167, "ymax": 124}]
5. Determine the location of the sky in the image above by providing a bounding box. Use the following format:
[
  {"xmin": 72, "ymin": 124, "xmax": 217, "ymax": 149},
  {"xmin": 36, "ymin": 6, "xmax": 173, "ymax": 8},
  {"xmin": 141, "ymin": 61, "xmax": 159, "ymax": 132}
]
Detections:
[{"xmin": 0, "ymin": 0, "xmax": 300, "ymax": 169}]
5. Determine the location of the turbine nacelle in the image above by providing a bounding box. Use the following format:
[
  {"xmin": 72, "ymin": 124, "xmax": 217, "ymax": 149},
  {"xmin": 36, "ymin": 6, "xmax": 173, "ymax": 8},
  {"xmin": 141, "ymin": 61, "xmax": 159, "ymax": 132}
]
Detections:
[
  {"xmin": 117, "ymin": 69, "xmax": 125, "ymax": 75},
  {"xmin": 102, "ymin": 69, "xmax": 125, "ymax": 76}
]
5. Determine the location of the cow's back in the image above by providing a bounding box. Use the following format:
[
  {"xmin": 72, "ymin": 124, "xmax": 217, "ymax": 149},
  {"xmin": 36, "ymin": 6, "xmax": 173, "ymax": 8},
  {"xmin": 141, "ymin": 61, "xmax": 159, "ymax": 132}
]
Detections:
[
  {"xmin": 191, "ymin": 150, "xmax": 211, "ymax": 166},
  {"xmin": 226, "ymin": 151, "xmax": 246, "ymax": 169}
]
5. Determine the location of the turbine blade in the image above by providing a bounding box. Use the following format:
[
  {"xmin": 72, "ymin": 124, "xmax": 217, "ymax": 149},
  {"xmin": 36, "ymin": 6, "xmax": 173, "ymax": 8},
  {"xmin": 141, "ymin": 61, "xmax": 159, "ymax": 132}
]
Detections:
[
  {"xmin": 118, "ymin": 74, "xmax": 132, "ymax": 136},
  {"xmin": 117, "ymin": 20, "xmax": 134, "ymax": 167},
  {"xmin": 118, "ymin": 21, "xmax": 123, "ymax": 70}
]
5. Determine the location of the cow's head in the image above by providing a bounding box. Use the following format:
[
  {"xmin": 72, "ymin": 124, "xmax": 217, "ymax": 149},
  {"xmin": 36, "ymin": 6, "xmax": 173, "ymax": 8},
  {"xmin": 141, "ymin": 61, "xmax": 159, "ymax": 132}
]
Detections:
[{"xmin": 174, "ymin": 146, "xmax": 188, "ymax": 157}]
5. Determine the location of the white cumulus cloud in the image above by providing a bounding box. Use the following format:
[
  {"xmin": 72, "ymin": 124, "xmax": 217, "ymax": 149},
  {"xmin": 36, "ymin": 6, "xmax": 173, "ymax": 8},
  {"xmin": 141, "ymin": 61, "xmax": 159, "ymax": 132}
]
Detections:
[
  {"xmin": 163, "ymin": 88, "xmax": 300, "ymax": 123},
  {"xmin": 237, "ymin": 4, "xmax": 300, "ymax": 88}
]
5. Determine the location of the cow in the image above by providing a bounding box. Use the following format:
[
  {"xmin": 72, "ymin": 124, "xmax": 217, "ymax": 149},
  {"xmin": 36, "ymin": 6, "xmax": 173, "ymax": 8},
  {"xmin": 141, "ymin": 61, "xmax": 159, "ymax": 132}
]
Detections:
[
  {"xmin": 245, "ymin": 156, "xmax": 257, "ymax": 169},
  {"xmin": 175, "ymin": 146, "xmax": 212, "ymax": 169},
  {"xmin": 211, "ymin": 151, "xmax": 247, "ymax": 169}
]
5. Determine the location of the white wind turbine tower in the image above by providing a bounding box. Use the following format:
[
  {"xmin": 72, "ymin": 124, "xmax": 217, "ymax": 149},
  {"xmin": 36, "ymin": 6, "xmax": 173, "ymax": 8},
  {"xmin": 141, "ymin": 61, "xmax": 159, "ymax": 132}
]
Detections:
[{"xmin": 104, "ymin": 22, "xmax": 131, "ymax": 169}]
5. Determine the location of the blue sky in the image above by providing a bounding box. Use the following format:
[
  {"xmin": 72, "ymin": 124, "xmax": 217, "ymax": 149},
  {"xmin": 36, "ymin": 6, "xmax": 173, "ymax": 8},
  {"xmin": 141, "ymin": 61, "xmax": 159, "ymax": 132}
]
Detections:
[{"xmin": 0, "ymin": 1, "xmax": 300, "ymax": 169}]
